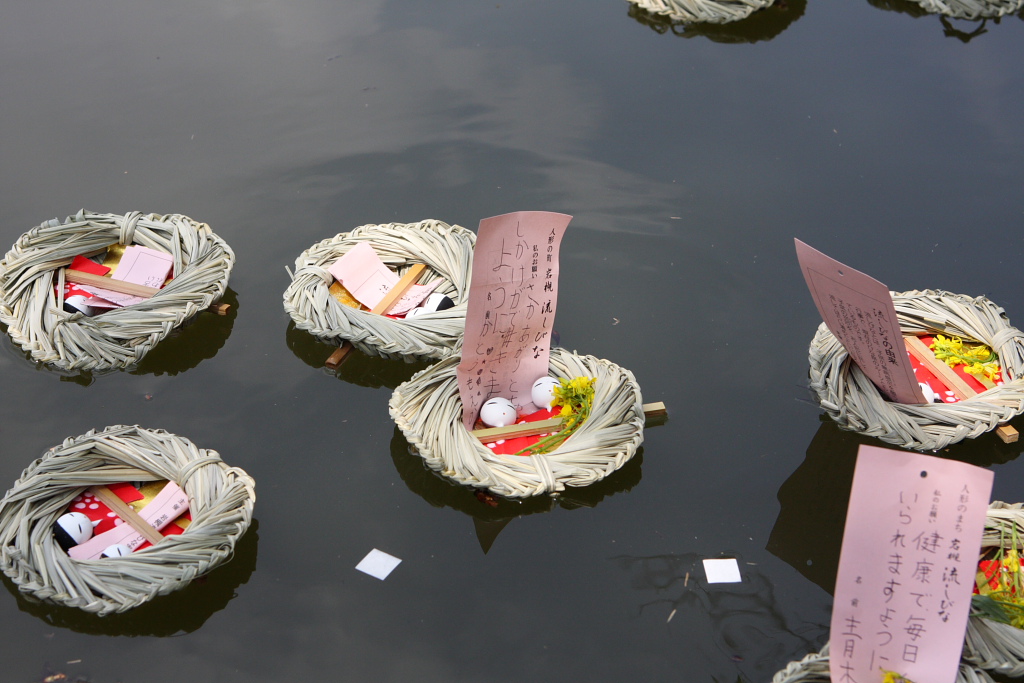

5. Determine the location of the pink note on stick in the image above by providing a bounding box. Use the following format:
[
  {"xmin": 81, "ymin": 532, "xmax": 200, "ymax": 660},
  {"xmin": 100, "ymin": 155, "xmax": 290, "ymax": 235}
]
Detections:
[
  {"xmin": 457, "ymin": 211, "xmax": 572, "ymax": 430},
  {"xmin": 831, "ymin": 445, "xmax": 993, "ymax": 683},
  {"xmin": 795, "ymin": 239, "xmax": 925, "ymax": 404}
]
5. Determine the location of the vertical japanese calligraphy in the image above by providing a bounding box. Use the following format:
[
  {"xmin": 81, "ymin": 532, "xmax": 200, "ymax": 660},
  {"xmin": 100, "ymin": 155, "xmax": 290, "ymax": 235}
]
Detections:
[
  {"xmin": 795, "ymin": 239, "xmax": 925, "ymax": 405},
  {"xmin": 457, "ymin": 211, "xmax": 572, "ymax": 430},
  {"xmin": 830, "ymin": 445, "xmax": 993, "ymax": 683}
]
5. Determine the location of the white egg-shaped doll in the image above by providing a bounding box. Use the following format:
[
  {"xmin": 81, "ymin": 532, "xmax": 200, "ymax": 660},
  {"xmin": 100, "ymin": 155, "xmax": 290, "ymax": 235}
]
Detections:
[
  {"xmin": 53, "ymin": 511, "xmax": 96, "ymax": 551},
  {"xmin": 531, "ymin": 376, "xmax": 560, "ymax": 410},
  {"xmin": 421, "ymin": 292, "xmax": 455, "ymax": 312},
  {"xmin": 101, "ymin": 543, "xmax": 132, "ymax": 558},
  {"xmin": 480, "ymin": 397, "xmax": 517, "ymax": 427},
  {"xmin": 405, "ymin": 306, "xmax": 427, "ymax": 319}
]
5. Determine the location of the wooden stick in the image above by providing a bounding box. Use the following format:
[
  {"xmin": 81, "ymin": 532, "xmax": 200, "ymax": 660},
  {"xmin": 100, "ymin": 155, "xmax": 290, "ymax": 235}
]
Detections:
[
  {"xmin": 904, "ymin": 336, "xmax": 1019, "ymax": 443},
  {"xmin": 370, "ymin": 263, "xmax": 427, "ymax": 315},
  {"xmin": 65, "ymin": 270, "xmax": 159, "ymax": 298},
  {"xmin": 471, "ymin": 403, "xmax": 668, "ymax": 442},
  {"xmin": 89, "ymin": 486, "xmax": 165, "ymax": 546},
  {"xmin": 325, "ymin": 343, "xmax": 353, "ymax": 369},
  {"xmin": 207, "ymin": 303, "xmax": 230, "ymax": 315},
  {"xmin": 325, "ymin": 263, "xmax": 428, "ymax": 368}
]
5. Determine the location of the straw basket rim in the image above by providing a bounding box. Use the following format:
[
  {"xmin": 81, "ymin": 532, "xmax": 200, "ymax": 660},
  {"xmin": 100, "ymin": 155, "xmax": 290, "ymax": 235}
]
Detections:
[
  {"xmin": 283, "ymin": 220, "xmax": 476, "ymax": 361},
  {"xmin": 625, "ymin": 0, "xmax": 775, "ymax": 24},
  {"xmin": 389, "ymin": 347, "xmax": 645, "ymax": 498},
  {"xmin": 769, "ymin": 642, "xmax": 995, "ymax": 682},
  {"xmin": 0, "ymin": 424, "xmax": 255, "ymax": 616},
  {"xmin": 0, "ymin": 209, "xmax": 234, "ymax": 372},
  {"xmin": 808, "ymin": 289, "xmax": 1024, "ymax": 451},
  {"xmin": 912, "ymin": 0, "xmax": 1024, "ymax": 20}
]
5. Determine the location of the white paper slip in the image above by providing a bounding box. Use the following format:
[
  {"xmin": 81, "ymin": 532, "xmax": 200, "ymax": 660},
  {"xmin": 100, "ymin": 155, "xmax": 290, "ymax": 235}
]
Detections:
[
  {"xmin": 355, "ymin": 548, "xmax": 402, "ymax": 580},
  {"xmin": 702, "ymin": 558, "xmax": 742, "ymax": 584}
]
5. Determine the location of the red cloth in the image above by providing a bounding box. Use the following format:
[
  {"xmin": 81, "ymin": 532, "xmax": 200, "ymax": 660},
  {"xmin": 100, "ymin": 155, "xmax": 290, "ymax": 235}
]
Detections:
[{"xmin": 482, "ymin": 407, "xmax": 561, "ymax": 456}]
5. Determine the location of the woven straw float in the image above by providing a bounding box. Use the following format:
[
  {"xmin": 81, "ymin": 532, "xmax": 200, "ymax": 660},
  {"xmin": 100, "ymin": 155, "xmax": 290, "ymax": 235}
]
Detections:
[
  {"xmin": 0, "ymin": 210, "xmax": 234, "ymax": 372},
  {"xmin": 963, "ymin": 501, "xmax": 1024, "ymax": 677},
  {"xmin": 808, "ymin": 290, "xmax": 1024, "ymax": 451},
  {"xmin": 389, "ymin": 347, "xmax": 645, "ymax": 499},
  {"xmin": 912, "ymin": 0, "xmax": 1023, "ymax": 19},
  {"xmin": 625, "ymin": 0, "xmax": 774, "ymax": 23},
  {"xmin": 0, "ymin": 425, "xmax": 255, "ymax": 616},
  {"xmin": 284, "ymin": 220, "xmax": 475, "ymax": 361},
  {"xmin": 770, "ymin": 643, "xmax": 995, "ymax": 683}
]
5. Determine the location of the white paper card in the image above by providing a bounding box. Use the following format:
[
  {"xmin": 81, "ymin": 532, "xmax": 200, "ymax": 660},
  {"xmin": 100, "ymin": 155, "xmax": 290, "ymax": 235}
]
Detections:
[
  {"xmin": 703, "ymin": 558, "xmax": 742, "ymax": 584},
  {"xmin": 355, "ymin": 548, "xmax": 402, "ymax": 580}
]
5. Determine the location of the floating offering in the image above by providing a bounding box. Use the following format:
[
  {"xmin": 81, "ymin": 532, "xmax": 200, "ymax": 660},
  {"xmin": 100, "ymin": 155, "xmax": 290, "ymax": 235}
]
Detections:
[
  {"xmin": 0, "ymin": 425, "xmax": 255, "ymax": 615},
  {"xmin": 797, "ymin": 241, "xmax": 1024, "ymax": 451},
  {"xmin": 283, "ymin": 220, "xmax": 475, "ymax": 361},
  {"xmin": 912, "ymin": 0, "xmax": 1023, "ymax": 20},
  {"xmin": 389, "ymin": 347, "xmax": 646, "ymax": 498},
  {"xmin": 0, "ymin": 210, "xmax": 234, "ymax": 372},
  {"xmin": 624, "ymin": 0, "xmax": 775, "ymax": 24},
  {"xmin": 964, "ymin": 502, "xmax": 1024, "ymax": 678}
]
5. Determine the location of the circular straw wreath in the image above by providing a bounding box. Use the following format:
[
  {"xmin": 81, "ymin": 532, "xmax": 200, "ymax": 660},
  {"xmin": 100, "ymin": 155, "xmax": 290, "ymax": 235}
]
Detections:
[
  {"xmin": 0, "ymin": 425, "xmax": 255, "ymax": 616},
  {"xmin": 389, "ymin": 347, "xmax": 645, "ymax": 499},
  {"xmin": 625, "ymin": 0, "xmax": 774, "ymax": 23},
  {"xmin": 963, "ymin": 501, "xmax": 1024, "ymax": 677},
  {"xmin": 770, "ymin": 643, "xmax": 995, "ymax": 683},
  {"xmin": 808, "ymin": 290, "xmax": 1024, "ymax": 451},
  {"xmin": 284, "ymin": 220, "xmax": 476, "ymax": 360},
  {"xmin": 0, "ymin": 210, "xmax": 234, "ymax": 372},
  {"xmin": 912, "ymin": 0, "xmax": 1023, "ymax": 19}
]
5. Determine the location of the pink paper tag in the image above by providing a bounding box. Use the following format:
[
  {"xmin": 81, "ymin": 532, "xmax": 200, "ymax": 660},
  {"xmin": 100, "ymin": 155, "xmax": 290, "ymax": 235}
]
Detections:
[
  {"xmin": 327, "ymin": 242, "xmax": 439, "ymax": 314},
  {"xmin": 795, "ymin": 239, "xmax": 925, "ymax": 404},
  {"xmin": 831, "ymin": 445, "xmax": 993, "ymax": 683},
  {"xmin": 68, "ymin": 482, "xmax": 190, "ymax": 559},
  {"xmin": 457, "ymin": 211, "xmax": 571, "ymax": 429}
]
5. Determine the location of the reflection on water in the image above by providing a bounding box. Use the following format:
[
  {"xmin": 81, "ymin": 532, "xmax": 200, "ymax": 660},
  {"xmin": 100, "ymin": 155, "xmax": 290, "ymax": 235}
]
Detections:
[
  {"xmin": 390, "ymin": 428, "xmax": 643, "ymax": 552},
  {"xmin": 768, "ymin": 415, "xmax": 1024, "ymax": 596},
  {"xmin": 285, "ymin": 322, "xmax": 432, "ymax": 389},
  {"xmin": 626, "ymin": 0, "xmax": 806, "ymax": 42},
  {"xmin": 3, "ymin": 519, "xmax": 258, "ymax": 637},
  {"xmin": 616, "ymin": 551, "xmax": 824, "ymax": 681}
]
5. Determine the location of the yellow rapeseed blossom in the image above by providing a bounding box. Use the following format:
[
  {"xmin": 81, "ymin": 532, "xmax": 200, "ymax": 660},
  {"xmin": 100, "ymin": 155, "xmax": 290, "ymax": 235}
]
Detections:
[
  {"xmin": 930, "ymin": 335, "xmax": 1000, "ymax": 381},
  {"xmin": 516, "ymin": 376, "xmax": 596, "ymax": 456}
]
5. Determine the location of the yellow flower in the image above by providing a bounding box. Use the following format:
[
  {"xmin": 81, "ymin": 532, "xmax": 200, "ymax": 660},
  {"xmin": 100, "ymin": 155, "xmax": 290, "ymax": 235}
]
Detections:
[
  {"xmin": 881, "ymin": 671, "xmax": 913, "ymax": 683},
  {"xmin": 930, "ymin": 335, "xmax": 999, "ymax": 381}
]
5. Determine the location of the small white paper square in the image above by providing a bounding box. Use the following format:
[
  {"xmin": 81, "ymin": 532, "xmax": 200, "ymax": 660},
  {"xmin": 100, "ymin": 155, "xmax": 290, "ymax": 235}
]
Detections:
[
  {"xmin": 355, "ymin": 548, "xmax": 402, "ymax": 580},
  {"xmin": 702, "ymin": 558, "xmax": 742, "ymax": 584}
]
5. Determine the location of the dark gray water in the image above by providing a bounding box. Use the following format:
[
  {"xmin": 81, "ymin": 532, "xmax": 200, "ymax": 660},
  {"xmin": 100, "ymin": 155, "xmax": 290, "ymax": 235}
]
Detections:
[{"xmin": 1, "ymin": 1, "xmax": 1023, "ymax": 681}]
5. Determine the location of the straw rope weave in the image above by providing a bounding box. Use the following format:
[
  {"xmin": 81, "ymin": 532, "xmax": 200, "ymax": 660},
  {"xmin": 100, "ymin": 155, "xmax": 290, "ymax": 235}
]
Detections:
[
  {"xmin": 389, "ymin": 348, "xmax": 645, "ymax": 498},
  {"xmin": 0, "ymin": 210, "xmax": 234, "ymax": 372},
  {"xmin": 962, "ymin": 501, "xmax": 1024, "ymax": 677},
  {"xmin": 808, "ymin": 290, "xmax": 1024, "ymax": 451},
  {"xmin": 0, "ymin": 425, "xmax": 255, "ymax": 616},
  {"xmin": 284, "ymin": 220, "xmax": 475, "ymax": 360},
  {"xmin": 624, "ymin": 0, "xmax": 774, "ymax": 23},
  {"xmin": 769, "ymin": 643, "xmax": 996, "ymax": 683},
  {"xmin": 912, "ymin": 0, "xmax": 1024, "ymax": 19}
]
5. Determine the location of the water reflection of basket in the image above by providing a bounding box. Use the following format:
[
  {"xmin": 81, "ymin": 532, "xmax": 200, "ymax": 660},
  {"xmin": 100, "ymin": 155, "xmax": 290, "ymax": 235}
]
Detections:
[
  {"xmin": 283, "ymin": 220, "xmax": 475, "ymax": 360},
  {"xmin": 0, "ymin": 210, "xmax": 234, "ymax": 372},
  {"xmin": 963, "ymin": 501, "xmax": 1024, "ymax": 677},
  {"xmin": 808, "ymin": 290, "xmax": 1024, "ymax": 451},
  {"xmin": 769, "ymin": 643, "xmax": 996, "ymax": 682},
  {"xmin": 624, "ymin": 0, "xmax": 775, "ymax": 24},
  {"xmin": 0, "ymin": 425, "xmax": 255, "ymax": 616},
  {"xmin": 389, "ymin": 347, "xmax": 645, "ymax": 498}
]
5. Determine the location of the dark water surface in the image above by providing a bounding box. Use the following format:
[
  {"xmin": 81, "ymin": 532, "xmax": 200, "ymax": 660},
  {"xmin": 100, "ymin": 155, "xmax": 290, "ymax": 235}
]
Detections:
[{"xmin": 1, "ymin": 1, "xmax": 1023, "ymax": 681}]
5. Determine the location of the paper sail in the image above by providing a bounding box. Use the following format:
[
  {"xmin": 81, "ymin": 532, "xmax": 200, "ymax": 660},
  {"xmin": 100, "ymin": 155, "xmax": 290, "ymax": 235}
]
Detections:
[
  {"xmin": 830, "ymin": 445, "xmax": 993, "ymax": 683},
  {"xmin": 795, "ymin": 239, "xmax": 925, "ymax": 404},
  {"xmin": 457, "ymin": 211, "xmax": 572, "ymax": 430}
]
